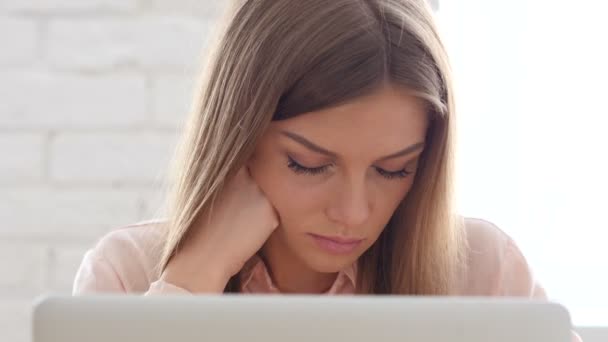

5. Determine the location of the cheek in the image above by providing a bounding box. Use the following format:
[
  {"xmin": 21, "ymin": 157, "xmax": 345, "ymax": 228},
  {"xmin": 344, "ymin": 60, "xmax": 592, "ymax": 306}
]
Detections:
[
  {"xmin": 369, "ymin": 179, "xmax": 415, "ymax": 228},
  {"xmin": 383, "ymin": 179, "xmax": 414, "ymax": 205},
  {"xmin": 278, "ymin": 183, "xmax": 328, "ymax": 226},
  {"xmin": 251, "ymin": 163, "xmax": 327, "ymax": 228},
  {"xmin": 268, "ymin": 179, "xmax": 323, "ymax": 216}
]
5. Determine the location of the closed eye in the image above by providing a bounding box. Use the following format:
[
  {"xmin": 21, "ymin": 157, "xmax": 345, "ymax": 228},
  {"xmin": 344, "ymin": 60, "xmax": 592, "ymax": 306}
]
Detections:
[
  {"xmin": 374, "ymin": 167, "xmax": 413, "ymax": 179},
  {"xmin": 287, "ymin": 156, "xmax": 413, "ymax": 180},
  {"xmin": 287, "ymin": 156, "xmax": 330, "ymax": 175}
]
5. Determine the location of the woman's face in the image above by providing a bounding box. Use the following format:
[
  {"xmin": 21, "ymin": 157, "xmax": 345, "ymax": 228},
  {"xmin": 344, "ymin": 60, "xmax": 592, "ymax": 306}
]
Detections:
[{"xmin": 248, "ymin": 84, "xmax": 429, "ymax": 273}]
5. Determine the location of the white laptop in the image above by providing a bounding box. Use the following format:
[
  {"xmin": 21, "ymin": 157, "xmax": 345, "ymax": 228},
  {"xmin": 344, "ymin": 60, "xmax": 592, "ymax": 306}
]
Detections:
[{"xmin": 32, "ymin": 295, "xmax": 572, "ymax": 342}]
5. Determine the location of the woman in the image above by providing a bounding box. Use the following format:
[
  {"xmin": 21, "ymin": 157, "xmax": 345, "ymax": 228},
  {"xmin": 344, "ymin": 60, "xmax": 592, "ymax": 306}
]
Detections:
[{"xmin": 72, "ymin": 1, "xmax": 580, "ymax": 339}]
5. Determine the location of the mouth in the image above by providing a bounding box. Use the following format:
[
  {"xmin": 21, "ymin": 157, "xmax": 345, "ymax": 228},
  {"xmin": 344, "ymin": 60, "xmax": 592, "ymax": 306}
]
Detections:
[{"xmin": 307, "ymin": 233, "xmax": 365, "ymax": 255}]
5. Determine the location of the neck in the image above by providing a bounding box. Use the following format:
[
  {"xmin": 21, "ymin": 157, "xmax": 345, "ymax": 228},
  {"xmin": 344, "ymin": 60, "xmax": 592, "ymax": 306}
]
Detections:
[{"xmin": 261, "ymin": 229, "xmax": 337, "ymax": 294}]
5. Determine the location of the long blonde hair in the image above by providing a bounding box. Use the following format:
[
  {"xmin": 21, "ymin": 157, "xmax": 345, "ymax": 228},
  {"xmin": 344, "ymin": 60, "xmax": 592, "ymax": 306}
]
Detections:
[{"xmin": 160, "ymin": 0, "xmax": 466, "ymax": 294}]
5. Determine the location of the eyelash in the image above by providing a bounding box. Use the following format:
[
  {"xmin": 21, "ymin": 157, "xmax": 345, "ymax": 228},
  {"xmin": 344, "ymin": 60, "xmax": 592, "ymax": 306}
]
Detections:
[
  {"xmin": 375, "ymin": 167, "xmax": 412, "ymax": 179},
  {"xmin": 287, "ymin": 156, "xmax": 412, "ymax": 180},
  {"xmin": 287, "ymin": 157, "xmax": 330, "ymax": 175}
]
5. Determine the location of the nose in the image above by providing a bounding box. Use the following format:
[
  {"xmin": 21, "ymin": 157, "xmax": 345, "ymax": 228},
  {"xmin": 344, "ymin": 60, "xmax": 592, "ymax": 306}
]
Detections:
[{"xmin": 326, "ymin": 176, "xmax": 371, "ymax": 229}]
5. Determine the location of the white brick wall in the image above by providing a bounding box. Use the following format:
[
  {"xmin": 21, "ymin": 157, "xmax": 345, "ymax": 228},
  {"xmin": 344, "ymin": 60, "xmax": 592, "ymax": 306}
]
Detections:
[
  {"xmin": 0, "ymin": 242, "xmax": 47, "ymax": 296},
  {"xmin": 0, "ymin": 133, "xmax": 45, "ymax": 184},
  {"xmin": 47, "ymin": 17, "xmax": 210, "ymax": 71},
  {"xmin": 47, "ymin": 244, "xmax": 95, "ymax": 293},
  {"xmin": 1, "ymin": 187, "xmax": 143, "ymax": 237},
  {"xmin": 150, "ymin": 74, "xmax": 196, "ymax": 127},
  {"xmin": 0, "ymin": 18, "xmax": 38, "ymax": 66},
  {"xmin": 0, "ymin": 1, "xmax": 226, "ymax": 341},
  {"xmin": 0, "ymin": 298, "xmax": 32, "ymax": 342},
  {"xmin": 1, "ymin": 0, "xmax": 139, "ymax": 12},
  {"xmin": 50, "ymin": 131, "xmax": 178, "ymax": 183},
  {"xmin": 0, "ymin": 72, "xmax": 147, "ymax": 128}
]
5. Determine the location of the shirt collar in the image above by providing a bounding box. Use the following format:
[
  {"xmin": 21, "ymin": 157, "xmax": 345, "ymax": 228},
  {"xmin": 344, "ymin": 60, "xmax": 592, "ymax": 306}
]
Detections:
[{"xmin": 239, "ymin": 255, "xmax": 357, "ymax": 294}]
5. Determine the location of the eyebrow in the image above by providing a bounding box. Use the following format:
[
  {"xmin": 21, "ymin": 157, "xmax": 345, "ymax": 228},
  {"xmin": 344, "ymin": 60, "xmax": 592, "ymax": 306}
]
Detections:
[{"xmin": 280, "ymin": 130, "xmax": 425, "ymax": 161}]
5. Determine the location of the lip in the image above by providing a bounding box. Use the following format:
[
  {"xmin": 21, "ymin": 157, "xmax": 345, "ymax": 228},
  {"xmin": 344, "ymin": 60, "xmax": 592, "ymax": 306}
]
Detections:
[{"xmin": 307, "ymin": 233, "xmax": 364, "ymax": 255}]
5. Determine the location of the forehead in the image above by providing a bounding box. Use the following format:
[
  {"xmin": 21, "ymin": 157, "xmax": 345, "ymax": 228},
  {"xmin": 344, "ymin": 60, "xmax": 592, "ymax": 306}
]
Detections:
[{"xmin": 269, "ymin": 85, "xmax": 429, "ymax": 156}]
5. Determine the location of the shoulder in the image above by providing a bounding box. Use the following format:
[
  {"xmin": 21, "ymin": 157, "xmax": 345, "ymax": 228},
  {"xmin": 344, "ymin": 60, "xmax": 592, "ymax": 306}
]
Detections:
[
  {"xmin": 463, "ymin": 217, "xmax": 511, "ymax": 262},
  {"xmin": 73, "ymin": 220, "xmax": 166, "ymax": 294},
  {"xmin": 459, "ymin": 217, "xmax": 546, "ymax": 298}
]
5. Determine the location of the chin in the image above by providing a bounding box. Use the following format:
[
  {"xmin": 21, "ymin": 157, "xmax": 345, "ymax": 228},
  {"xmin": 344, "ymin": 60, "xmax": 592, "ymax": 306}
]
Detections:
[{"xmin": 300, "ymin": 251, "xmax": 361, "ymax": 273}]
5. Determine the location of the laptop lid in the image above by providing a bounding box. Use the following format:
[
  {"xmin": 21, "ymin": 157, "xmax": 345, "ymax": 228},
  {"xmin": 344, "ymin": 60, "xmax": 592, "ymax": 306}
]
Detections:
[{"xmin": 32, "ymin": 295, "xmax": 572, "ymax": 342}]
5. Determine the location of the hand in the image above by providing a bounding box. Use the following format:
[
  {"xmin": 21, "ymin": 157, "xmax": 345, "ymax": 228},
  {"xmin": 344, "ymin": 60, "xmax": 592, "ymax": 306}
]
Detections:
[{"xmin": 161, "ymin": 166, "xmax": 279, "ymax": 293}]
